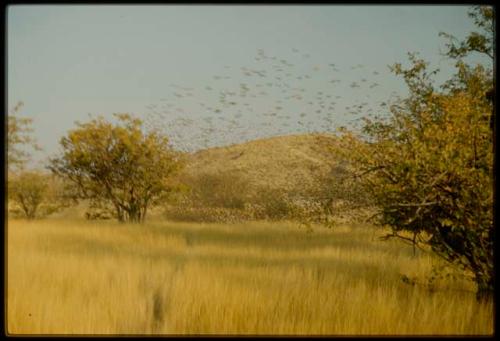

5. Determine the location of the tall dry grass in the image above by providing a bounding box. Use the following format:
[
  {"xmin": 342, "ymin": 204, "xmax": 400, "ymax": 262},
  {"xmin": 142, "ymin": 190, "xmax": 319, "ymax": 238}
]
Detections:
[{"xmin": 6, "ymin": 218, "xmax": 493, "ymax": 335}]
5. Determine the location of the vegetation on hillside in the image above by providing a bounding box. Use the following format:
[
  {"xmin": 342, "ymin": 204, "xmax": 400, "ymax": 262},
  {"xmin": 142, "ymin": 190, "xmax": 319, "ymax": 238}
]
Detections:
[{"xmin": 164, "ymin": 133, "xmax": 373, "ymax": 225}]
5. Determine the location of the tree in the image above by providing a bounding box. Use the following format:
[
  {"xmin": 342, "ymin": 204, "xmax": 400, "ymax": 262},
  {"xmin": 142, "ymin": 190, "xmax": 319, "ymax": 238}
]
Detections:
[
  {"xmin": 8, "ymin": 171, "xmax": 71, "ymax": 219},
  {"xmin": 439, "ymin": 6, "xmax": 494, "ymax": 60},
  {"xmin": 336, "ymin": 6, "xmax": 494, "ymax": 300},
  {"xmin": 439, "ymin": 5, "xmax": 495, "ymax": 137},
  {"xmin": 49, "ymin": 113, "xmax": 183, "ymax": 223},
  {"xmin": 7, "ymin": 101, "xmax": 40, "ymax": 172}
]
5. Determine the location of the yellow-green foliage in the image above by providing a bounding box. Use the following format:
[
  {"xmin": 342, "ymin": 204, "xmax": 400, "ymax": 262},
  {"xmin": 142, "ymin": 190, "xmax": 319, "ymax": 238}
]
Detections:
[
  {"xmin": 336, "ymin": 54, "xmax": 493, "ymax": 297},
  {"xmin": 334, "ymin": 7, "xmax": 493, "ymax": 296},
  {"xmin": 8, "ymin": 171, "xmax": 71, "ymax": 219},
  {"xmin": 7, "ymin": 218, "xmax": 492, "ymax": 335},
  {"xmin": 49, "ymin": 113, "xmax": 183, "ymax": 223}
]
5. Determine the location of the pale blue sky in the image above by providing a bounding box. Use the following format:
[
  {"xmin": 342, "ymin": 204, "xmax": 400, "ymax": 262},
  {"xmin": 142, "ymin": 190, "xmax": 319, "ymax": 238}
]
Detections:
[{"xmin": 7, "ymin": 5, "xmax": 487, "ymax": 167}]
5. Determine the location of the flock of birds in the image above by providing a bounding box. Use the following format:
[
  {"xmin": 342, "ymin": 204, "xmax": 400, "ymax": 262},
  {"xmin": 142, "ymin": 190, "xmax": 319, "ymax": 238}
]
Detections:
[{"xmin": 143, "ymin": 48, "xmax": 402, "ymax": 152}]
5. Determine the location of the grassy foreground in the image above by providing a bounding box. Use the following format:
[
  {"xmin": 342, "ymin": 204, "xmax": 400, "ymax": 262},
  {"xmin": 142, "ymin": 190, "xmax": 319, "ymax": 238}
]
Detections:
[{"xmin": 6, "ymin": 218, "xmax": 493, "ymax": 335}]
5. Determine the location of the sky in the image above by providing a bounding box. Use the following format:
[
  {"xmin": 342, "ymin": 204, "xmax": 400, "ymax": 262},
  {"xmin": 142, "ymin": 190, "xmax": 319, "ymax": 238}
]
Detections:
[{"xmin": 7, "ymin": 5, "xmax": 489, "ymax": 168}]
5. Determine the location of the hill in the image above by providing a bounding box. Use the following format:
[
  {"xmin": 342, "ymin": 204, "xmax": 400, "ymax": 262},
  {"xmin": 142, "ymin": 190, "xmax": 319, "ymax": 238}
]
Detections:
[{"xmin": 181, "ymin": 133, "xmax": 339, "ymax": 195}]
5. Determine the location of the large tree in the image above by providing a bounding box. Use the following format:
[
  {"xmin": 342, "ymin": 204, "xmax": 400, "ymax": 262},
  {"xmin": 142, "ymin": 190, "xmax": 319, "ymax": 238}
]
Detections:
[
  {"xmin": 336, "ymin": 6, "xmax": 494, "ymax": 300},
  {"xmin": 49, "ymin": 113, "xmax": 183, "ymax": 223}
]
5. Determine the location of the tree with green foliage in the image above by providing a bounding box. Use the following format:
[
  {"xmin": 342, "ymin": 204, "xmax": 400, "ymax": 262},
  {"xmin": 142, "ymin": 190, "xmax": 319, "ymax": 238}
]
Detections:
[
  {"xmin": 336, "ymin": 5, "xmax": 494, "ymax": 300},
  {"xmin": 49, "ymin": 113, "xmax": 183, "ymax": 223}
]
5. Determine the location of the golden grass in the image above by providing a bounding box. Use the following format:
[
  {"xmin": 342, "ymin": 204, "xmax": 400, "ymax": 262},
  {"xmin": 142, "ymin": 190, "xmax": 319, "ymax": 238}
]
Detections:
[{"xmin": 6, "ymin": 218, "xmax": 493, "ymax": 335}]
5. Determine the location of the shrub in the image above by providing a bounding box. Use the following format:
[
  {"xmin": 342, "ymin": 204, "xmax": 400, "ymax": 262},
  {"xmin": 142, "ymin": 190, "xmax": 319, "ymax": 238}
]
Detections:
[{"xmin": 8, "ymin": 171, "xmax": 71, "ymax": 219}]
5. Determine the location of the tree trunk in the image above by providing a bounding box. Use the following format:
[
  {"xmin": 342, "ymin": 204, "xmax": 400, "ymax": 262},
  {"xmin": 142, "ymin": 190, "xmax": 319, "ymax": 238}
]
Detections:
[
  {"xmin": 27, "ymin": 201, "xmax": 38, "ymax": 219},
  {"xmin": 19, "ymin": 196, "xmax": 32, "ymax": 219},
  {"xmin": 475, "ymin": 274, "xmax": 493, "ymax": 303},
  {"xmin": 115, "ymin": 205, "xmax": 124, "ymax": 223},
  {"xmin": 27, "ymin": 209, "xmax": 36, "ymax": 219},
  {"xmin": 127, "ymin": 207, "xmax": 141, "ymax": 223},
  {"xmin": 141, "ymin": 205, "xmax": 148, "ymax": 223}
]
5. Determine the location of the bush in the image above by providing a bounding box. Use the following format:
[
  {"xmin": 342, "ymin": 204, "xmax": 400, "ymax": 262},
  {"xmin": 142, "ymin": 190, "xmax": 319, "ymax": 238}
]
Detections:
[
  {"xmin": 252, "ymin": 188, "xmax": 292, "ymax": 220},
  {"xmin": 8, "ymin": 171, "xmax": 72, "ymax": 219},
  {"xmin": 163, "ymin": 205, "xmax": 253, "ymax": 223},
  {"xmin": 185, "ymin": 171, "xmax": 252, "ymax": 210}
]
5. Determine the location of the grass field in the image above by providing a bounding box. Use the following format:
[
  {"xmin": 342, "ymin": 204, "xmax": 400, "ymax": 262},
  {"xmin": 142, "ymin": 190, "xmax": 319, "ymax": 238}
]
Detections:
[{"xmin": 6, "ymin": 217, "xmax": 493, "ymax": 335}]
